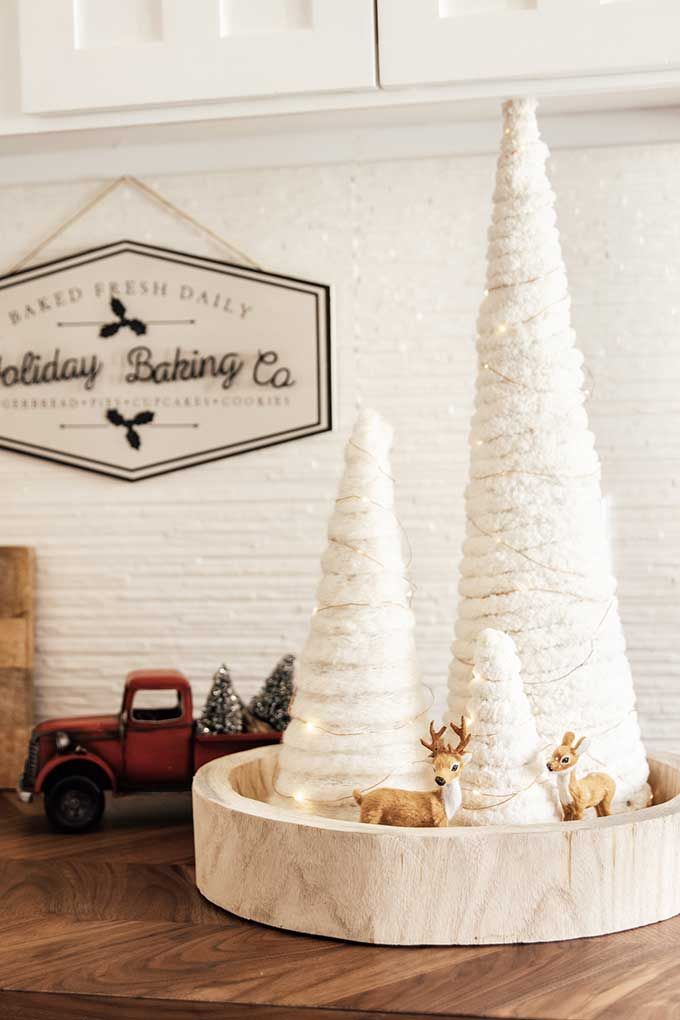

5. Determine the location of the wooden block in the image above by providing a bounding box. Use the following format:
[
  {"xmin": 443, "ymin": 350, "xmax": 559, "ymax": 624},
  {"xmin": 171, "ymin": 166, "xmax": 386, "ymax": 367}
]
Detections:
[
  {"xmin": 0, "ymin": 724, "xmax": 33, "ymax": 774},
  {"xmin": 0, "ymin": 669, "xmax": 33, "ymax": 728},
  {"xmin": 0, "ymin": 548, "xmax": 35, "ymax": 789},
  {"xmin": 0, "ymin": 621, "xmax": 31, "ymax": 669},
  {"xmin": 0, "ymin": 547, "xmax": 33, "ymax": 615},
  {"xmin": 193, "ymin": 747, "xmax": 680, "ymax": 946}
]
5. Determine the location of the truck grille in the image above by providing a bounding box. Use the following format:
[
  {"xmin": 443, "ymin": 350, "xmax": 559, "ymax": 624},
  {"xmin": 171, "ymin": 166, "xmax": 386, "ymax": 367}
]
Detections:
[{"xmin": 21, "ymin": 735, "xmax": 39, "ymax": 791}]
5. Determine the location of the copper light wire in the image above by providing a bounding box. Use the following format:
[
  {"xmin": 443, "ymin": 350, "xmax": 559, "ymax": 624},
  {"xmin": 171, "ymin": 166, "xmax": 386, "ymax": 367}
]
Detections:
[
  {"xmin": 466, "ymin": 513, "xmax": 587, "ymax": 578},
  {"xmin": 460, "ymin": 707, "xmax": 637, "ymax": 810},
  {"xmin": 277, "ymin": 432, "xmax": 428, "ymax": 802},
  {"xmin": 485, "ymin": 264, "xmax": 562, "ymax": 294},
  {"xmin": 288, "ymin": 681, "xmax": 436, "ymax": 738},
  {"xmin": 271, "ymin": 767, "xmax": 397, "ymax": 805}
]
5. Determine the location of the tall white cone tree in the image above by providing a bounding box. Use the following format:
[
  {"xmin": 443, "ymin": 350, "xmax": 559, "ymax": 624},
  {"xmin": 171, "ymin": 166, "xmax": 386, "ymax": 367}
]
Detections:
[
  {"xmin": 449, "ymin": 98, "xmax": 650, "ymax": 810},
  {"xmin": 274, "ymin": 409, "xmax": 431, "ymax": 818},
  {"xmin": 459, "ymin": 629, "xmax": 560, "ymax": 825}
]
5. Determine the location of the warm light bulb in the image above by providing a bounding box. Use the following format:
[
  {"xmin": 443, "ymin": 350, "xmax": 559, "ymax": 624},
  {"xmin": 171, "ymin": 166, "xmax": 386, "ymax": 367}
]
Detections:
[
  {"xmin": 293, "ymin": 791, "xmax": 305, "ymax": 803},
  {"xmin": 483, "ymin": 363, "xmax": 490, "ymax": 370},
  {"xmin": 496, "ymin": 323, "xmax": 507, "ymax": 335},
  {"xmin": 305, "ymin": 721, "xmax": 316, "ymax": 733},
  {"xmin": 484, "ymin": 288, "xmax": 489, "ymax": 296}
]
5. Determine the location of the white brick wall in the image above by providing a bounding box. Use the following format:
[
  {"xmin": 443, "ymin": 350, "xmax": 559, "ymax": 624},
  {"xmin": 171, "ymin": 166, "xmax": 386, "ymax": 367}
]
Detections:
[{"xmin": 1, "ymin": 143, "xmax": 679, "ymax": 748}]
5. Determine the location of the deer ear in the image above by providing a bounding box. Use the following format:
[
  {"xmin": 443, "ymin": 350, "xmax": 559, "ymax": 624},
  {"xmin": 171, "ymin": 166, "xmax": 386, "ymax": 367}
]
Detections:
[
  {"xmin": 574, "ymin": 736, "xmax": 591, "ymax": 755},
  {"xmin": 562, "ymin": 731, "xmax": 575, "ymax": 746}
]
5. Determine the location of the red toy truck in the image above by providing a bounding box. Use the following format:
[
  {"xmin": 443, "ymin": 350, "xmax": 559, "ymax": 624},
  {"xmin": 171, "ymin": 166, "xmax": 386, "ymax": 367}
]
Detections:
[{"xmin": 18, "ymin": 669, "xmax": 281, "ymax": 832}]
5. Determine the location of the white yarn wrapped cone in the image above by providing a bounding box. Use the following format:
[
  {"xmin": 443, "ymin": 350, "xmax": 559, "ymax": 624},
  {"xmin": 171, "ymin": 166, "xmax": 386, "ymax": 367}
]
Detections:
[
  {"xmin": 458, "ymin": 629, "xmax": 560, "ymax": 825},
  {"xmin": 273, "ymin": 409, "xmax": 432, "ymax": 819},
  {"xmin": 449, "ymin": 98, "xmax": 651, "ymax": 811}
]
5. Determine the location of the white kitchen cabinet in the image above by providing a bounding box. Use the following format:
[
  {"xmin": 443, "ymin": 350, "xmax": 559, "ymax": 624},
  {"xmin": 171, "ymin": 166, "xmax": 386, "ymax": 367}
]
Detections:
[
  {"xmin": 377, "ymin": 0, "xmax": 680, "ymax": 88},
  {"xmin": 18, "ymin": 0, "xmax": 376, "ymax": 114}
]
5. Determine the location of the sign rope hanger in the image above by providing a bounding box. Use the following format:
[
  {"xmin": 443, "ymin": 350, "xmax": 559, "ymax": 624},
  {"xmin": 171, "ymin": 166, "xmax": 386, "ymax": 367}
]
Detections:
[{"xmin": 8, "ymin": 174, "xmax": 262, "ymax": 274}]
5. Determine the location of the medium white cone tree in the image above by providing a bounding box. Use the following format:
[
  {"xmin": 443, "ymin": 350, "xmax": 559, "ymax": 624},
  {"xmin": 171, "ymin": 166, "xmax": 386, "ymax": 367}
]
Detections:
[
  {"xmin": 274, "ymin": 409, "xmax": 431, "ymax": 818},
  {"xmin": 449, "ymin": 98, "xmax": 650, "ymax": 810},
  {"xmin": 459, "ymin": 629, "xmax": 560, "ymax": 825}
]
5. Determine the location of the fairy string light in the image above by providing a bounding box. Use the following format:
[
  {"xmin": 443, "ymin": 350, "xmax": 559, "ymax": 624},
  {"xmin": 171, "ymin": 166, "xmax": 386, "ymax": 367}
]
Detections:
[
  {"xmin": 329, "ymin": 536, "xmax": 385, "ymax": 570},
  {"xmin": 348, "ymin": 437, "xmax": 395, "ymax": 482},
  {"xmin": 288, "ymin": 681, "xmax": 436, "ymax": 738},
  {"xmin": 455, "ymin": 596, "xmax": 614, "ymax": 696},
  {"xmin": 454, "ymin": 630, "xmax": 560, "ymax": 821},
  {"xmin": 472, "ymin": 466, "xmax": 598, "ymax": 482},
  {"xmin": 481, "ymin": 362, "xmax": 530, "ymax": 388},
  {"xmin": 468, "ymin": 585, "xmax": 609, "ymax": 603},
  {"xmin": 467, "ymin": 513, "xmax": 587, "ymax": 578},
  {"xmin": 335, "ymin": 492, "xmax": 416, "ymax": 576},
  {"xmin": 450, "ymin": 96, "xmax": 650, "ymax": 815},
  {"xmin": 274, "ymin": 409, "xmax": 432, "ymax": 815},
  {"xmin": 461, "ymin": 774, "xmax": 550, "ymax": 812},
  {"xmin": 314, "ymin": 600, "xmax": 411, "ymax": 615},
  {"xmin": 459, "ymin": 708, "xmax": 638, "ymax": 811},
  {"xmin": 272, "ymin": 766, "xmax": 397, "ymax": 806},
  {"xmin": 523, "ymin": 597, "xmax": 614, "ymax": 687},
  {"xmin": 486, "ymin": 264, "xmax": 562, "ymax": 294}
]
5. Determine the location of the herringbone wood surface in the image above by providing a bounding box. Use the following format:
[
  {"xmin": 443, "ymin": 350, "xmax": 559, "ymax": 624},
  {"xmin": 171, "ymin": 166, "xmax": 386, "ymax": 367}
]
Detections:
[{"xmin": 1, "ymin": 791, "xmax": 679, "ymax": 1020}]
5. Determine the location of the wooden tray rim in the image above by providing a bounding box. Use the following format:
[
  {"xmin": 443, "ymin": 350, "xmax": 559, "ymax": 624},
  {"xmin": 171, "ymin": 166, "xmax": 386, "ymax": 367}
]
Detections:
[{"xmin": 193, "ymin": 745, "xmax": 680, "ymax": 838}]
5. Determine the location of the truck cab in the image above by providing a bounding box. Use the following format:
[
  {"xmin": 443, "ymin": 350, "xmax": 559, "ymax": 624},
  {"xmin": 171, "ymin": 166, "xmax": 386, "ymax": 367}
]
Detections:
[
  {"xmin": 120, "ymin": 670, "xmax": 193, "ymax": 787},
  {"xmin": 18, "ymin": 669, "xmax": 278, "ymax": 832}
]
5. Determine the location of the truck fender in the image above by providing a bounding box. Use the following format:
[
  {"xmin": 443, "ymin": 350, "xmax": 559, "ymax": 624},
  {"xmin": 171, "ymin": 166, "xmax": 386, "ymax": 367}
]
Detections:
[{"xmin": 35, "ymin": 751, "xmax": 117, "ymax": 795}]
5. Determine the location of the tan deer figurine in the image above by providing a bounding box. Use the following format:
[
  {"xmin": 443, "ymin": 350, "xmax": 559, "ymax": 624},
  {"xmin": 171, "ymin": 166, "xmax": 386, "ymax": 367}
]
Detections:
[
  {"xmin": 353, "ymin": 718, "xmax": 471, "ymax": 827},
  {"xmin": 547, "ymin": 731, "xmax": 616, "ymax": 821}
]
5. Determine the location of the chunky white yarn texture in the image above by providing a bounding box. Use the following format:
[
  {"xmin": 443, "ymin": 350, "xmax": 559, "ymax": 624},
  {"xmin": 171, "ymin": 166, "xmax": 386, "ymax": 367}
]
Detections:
[
  {"xmin": 448, "ymin": 98, "xmax": 650, "ymax": 811},
  {"xmin": 458, "ymin": 628, "xmax": 560, "ymax": 825},
  {"xmin": 273, "ymin": 409, "xmax": 432, "ymax": 819}
]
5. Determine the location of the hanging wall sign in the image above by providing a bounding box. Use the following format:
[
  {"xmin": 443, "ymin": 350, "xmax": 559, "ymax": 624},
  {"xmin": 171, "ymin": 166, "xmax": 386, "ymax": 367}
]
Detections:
[{"xmin": 0, "ymin": 240, "xmax": 332, "ymax": 481}]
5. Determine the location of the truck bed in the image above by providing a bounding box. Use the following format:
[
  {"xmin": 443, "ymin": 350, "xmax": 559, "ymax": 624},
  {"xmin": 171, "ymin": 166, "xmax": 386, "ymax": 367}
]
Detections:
[{"xmin": 193, "ymin": 728, "xmax": 281, "ymax": 772}]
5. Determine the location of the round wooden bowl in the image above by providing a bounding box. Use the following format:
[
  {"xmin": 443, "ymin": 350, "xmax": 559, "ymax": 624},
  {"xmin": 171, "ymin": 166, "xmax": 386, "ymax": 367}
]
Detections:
[{"xmin": 192, "ymin": 746, "xmax": 680, "ymax": 945}]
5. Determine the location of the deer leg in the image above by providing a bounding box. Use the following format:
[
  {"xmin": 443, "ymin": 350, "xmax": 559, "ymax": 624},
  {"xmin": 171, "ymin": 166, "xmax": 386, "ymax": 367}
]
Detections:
[
  {"xmin": 361, "ymin": 808, "xmax": 384, "ymax": 826},
  {"xmin": 431, "ymin": 799, "xmax": 447, "ymax": 828},
  {"xmin": 600, "ymin": 791, "xmax": 614, "ymax": 817}
]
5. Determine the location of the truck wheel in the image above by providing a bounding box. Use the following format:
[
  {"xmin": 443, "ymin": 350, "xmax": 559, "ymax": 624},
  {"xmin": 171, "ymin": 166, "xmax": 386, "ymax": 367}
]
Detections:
[{"xmin": 45, "ymin": 775, "xmax": 105, "ymax": 833}]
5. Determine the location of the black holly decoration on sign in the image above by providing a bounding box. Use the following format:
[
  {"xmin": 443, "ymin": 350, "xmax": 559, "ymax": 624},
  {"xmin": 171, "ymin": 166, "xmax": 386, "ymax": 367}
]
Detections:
[
  {"xmin": 99, "ymin": 297, "xmax": 147, "ymax": 338},
  {"xmin": 106, "ymin": 408, "xmax": 154, "ymax": 450}
]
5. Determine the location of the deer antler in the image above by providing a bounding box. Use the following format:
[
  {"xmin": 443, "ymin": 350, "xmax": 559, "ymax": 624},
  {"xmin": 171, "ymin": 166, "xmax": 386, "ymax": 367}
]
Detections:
[
  {"xmin": 421, "ymin": 720, "xmax": 447, "ymax": 756},
  {"xmin": 449, "ymin": 715, "xmax": 471, "ymax": 754}
]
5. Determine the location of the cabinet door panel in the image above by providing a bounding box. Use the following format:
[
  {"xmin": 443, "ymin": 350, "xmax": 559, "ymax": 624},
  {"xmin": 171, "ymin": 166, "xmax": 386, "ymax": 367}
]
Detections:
[
  {"xmin": 19, "ymin": 0, "xmax": 376, "ymax": 113},
  {"xmin": 378, "ymin": 0, "xmax": 680, "ymax": 87}
]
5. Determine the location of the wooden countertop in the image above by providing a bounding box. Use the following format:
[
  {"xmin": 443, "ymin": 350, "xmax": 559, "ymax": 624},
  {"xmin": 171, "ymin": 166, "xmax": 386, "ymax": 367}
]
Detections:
[{"xmin": 1, "ymin": 790, "xmax": 679, "ymax": 1020}]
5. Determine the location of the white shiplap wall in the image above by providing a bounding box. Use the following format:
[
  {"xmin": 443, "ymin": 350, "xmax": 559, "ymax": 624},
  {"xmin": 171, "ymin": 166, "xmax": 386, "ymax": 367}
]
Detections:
[{"xmin": 1, "ymin": 143, "xmax": 679, "ymax": 748}]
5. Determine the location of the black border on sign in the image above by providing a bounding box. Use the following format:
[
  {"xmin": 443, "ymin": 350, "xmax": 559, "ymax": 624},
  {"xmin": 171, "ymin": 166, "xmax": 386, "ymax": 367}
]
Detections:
[{"xmin": 0, "ymin": 240, "xmax": 333, "ymax": 481}]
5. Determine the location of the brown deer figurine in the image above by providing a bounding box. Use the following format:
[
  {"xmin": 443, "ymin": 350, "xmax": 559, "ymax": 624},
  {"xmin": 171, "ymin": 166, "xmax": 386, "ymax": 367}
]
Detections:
[
  {"xmin": 547, "ymin": 731, "xmax": 616, "ymax": 821},
  {"xmin": 353, "ymin": 718, "xmax": 472, "ymax": 827}
]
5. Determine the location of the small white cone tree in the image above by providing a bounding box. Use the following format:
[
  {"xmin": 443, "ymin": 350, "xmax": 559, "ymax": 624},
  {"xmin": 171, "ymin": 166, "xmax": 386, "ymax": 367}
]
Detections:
[
  {"xmin": 459, "ymin": 629, "xmax": 560, "ymax": 825},
  {"xmin": 273, "ymin": 409, "xmax": 432, "ymax": 818},
  {"xmin": 449, "ymin": 98, "xmax": 650, "ymax": 810}
]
